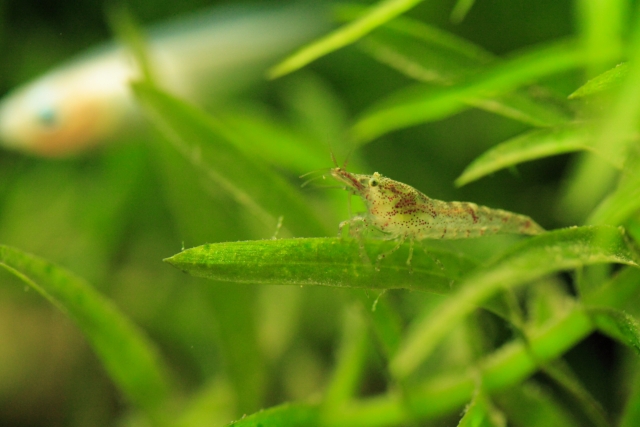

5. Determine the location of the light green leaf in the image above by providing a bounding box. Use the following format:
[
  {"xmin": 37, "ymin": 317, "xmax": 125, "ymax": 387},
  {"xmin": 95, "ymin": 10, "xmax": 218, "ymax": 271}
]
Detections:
[
  {"xmin": 360, "ymin": 26, "xmax": 486, "ymax": 85},
  {"xmin": 268, "ymin": 0, "xmax": 428, "ymax": 78},
  {"xmin": 575, "ymin": 0, "xmax": 626, "ymax": 75},
  {"xmin": 219, "ymin": 107, "xmax": 329, "ymax": 175},
  {"xmin": 455, "ymin": 126, "xmax": 593, "ymax": 187},
  {"xmin": 353, "ymin": 290, "xmax": 403, "ymax": 358},
  {"xmin": 0, "ymin": 245, "xmax": 172, "ymax": 416},
  {"xmin": 164, "ymin": 238, "xmax": 477, "ymax": 294},
  {"xmin": 587, "ymin": 152, "xmax": 640, "ymax": 226},
  {"xmin": 323, "ymin": 305, "xmax": 370, "ymax": 409},
  {"xmin": 132, "ymin": 82, "xmax": 327, "ymax": 237},
  {"xmin": 359, "ymin": 22, "xmax": 569, "ymax": 128},
  {"xmin": 352, "ymin": 40, "xmax": 587, "ymax": 142},
  {"xmin": 226, "ymin": 402, "xmax": 319, "ymax": 427},
  {"xmin": 568, "ymin": 62, "xmax": 629, "ymax": 99},
  {"xmin": 390, "ymin": 225, "xmax": 639, "ymax": 379},
  {"xmin": 588, "ymin": 307, "xmax": 640, "ymax": 355},
  {"xmin": 559, "ymin": 24, "xmax": 640, "ymax": 223},
  {"xmin": 458, "ymin": 390, "xmax": 506, "ymax": 427}
]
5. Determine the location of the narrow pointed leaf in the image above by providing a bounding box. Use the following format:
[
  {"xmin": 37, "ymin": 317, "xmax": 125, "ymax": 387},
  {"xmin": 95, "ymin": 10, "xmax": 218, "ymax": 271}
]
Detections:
[
  {"xmin": 268, "ymin": 0, "xmax": 428, "ymax": 78},
  {"xmin": 357, "ymin": 18, "xmax": 568, "ymax": 128},
  {"xmin": 497, "ymin": 382, "xmax": 583, "ymax": 427},
  {"xmin": 323, "ymin": 306, "xmax": 370, "ymax": 409},
  {"xmin": 587, "ymin": 153, "xmax": 640, "ymax": 226},
  {"xmin": 352, "ymin": 40, "xmax": 587, "ymax": 143},
  {"xmin": 132, "ymin": 82, "xmax": 326, "ymax": 237},
  {"xmin": 588, "ymin": 307, "xmax": 640, "ymax": 355},
  {"xmin": 164, "ymin": 238, "xmax": 477, "ymax": 293},
  {"xmin": 450, "ymin": 0, "xmax": 476, "ymax": 23},
  {"xmin": 568, "ymin": 62, "xmax": 629, "ymax": 99},
  {"xmin": 456, "ymin": 126, "xmax": 593, "ymax": 186},
  {"xmin": 540, "ymin": 360, "xmax": 610, "ymax": 427},
  {"xmin": 327, "ymin": 267, "xmax": 640, "ymax": 426},
  {"xmin": 458, "ymin": 390, "xmax": 506, "ymax": 427},
  {"xmin": 391, "ymin": 226, "xmax": 639, "ymax": 379},
  {"xmin": 226, "ymin": 402, "xmax": 319, "ymax": 427},
  {"xmin": 0, "ymin": 245, "xmax": 172, "ymax": 415}
]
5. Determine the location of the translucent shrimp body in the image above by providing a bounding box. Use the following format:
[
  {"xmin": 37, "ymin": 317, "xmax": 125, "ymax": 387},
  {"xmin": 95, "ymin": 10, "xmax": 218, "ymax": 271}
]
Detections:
[{"xmin": 331, "ymin": 167, "xmax": 544, "ymax": 268}]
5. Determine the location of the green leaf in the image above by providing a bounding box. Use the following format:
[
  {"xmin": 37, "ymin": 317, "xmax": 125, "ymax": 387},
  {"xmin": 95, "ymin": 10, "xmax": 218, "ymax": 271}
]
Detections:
[
  {"xmin": 323, "ymin": 305, "xmax": 370, "ymax": 409},
  {"xmin": 353, "ymin": 290, "xmax": 403, "ymax": 358},
  {"xmin": 559, "ymin": 25, "xmax": 640, "ymax": 223},
  {"xmin": 496, "ymin": 381, "xmax": 583, "ymax": 427},
  {"xmin": 268, "ymin": 0, "xmax": 428, "ymax": 78},
  {"xmin": 164, "ymin": 238, "xmax": 477, "ymax": 293},
  {"xmin": 317, "ymin": 304, "xmax": 597, "ymax": 426},
  {"xmin": 568, "ymin": 62, "xmax": 629, "ymax": 99},
  {"xmin": 359, "ymin": 22, "xmax": 569, "ymax": 128},
  {"xmin": 619, "ymin": 363, "xmax": 640, "ymax": 427},
  {"xmin": 587, "ymin": 151, "xmax": 640, "ymax": 226},
  {"xmin": 574, "ymin": 0, "xmax": 626, "ymax": 75},
  {"xmin": 450, "ymin": 0, "xmax": 477, "ymax": 24},
  {"xmin": 0, "ymin": 245, "xmax": 172, "ymax": 416},
  {"xmin": 390, "ymin": 225, "xmax": 639, "ymax": 379},
  {"xmin": 226, "ymin": 402, "xmax": 319, "ymax": 427},
  {"xmin": 105, "ymin": 4, "xmax": 156, "ymax": 85},
  {"xmin": 539, "ymin": 360, "xmax": 610, "ymax": 427},
  {"xmin": 132, "ymin": 82, "xmax": 327, "ymax": 237},
  {"xmin": 352, "ymin": 40, "xmax": 587, "ymax": 142},
  {"xmin": 588, "ymin": 307, "xmax": 640, "ymax": 355},
  {"xmin": 458, "ymin": 390, "xmax": 506, "ymax": 427},
  {"xmin": 455, "ymin": 126, "xmax": 593, "ymax": 186},
  {"xmin": 219, "ymin": 106, "xmax": 331, "ymax": 175}
]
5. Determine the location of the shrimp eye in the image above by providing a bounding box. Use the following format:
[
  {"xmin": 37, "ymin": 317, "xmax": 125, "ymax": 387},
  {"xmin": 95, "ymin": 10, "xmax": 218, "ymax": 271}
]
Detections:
[{"xmin": 369, "ymin": 178, "xmax": 378, "ymax": 187}]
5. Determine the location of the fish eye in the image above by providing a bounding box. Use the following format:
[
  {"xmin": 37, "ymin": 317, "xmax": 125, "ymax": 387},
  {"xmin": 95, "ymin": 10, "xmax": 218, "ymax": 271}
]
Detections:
[
  {"xmin": 369, "ymin": 178, "xmax": 378, "ymax": 187},
  {"xmin": 36, "ymin": 107, "xmax": 58, "ymax": 127}
]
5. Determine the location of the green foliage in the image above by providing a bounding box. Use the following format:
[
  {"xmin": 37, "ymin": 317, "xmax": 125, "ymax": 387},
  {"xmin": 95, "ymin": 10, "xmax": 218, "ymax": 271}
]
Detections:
[
  {"xmin": 0, "ymin": 245, "xmax": 172, "ymax": 418},
  {"xmin": 4, "ymin": 1, "xmax": 640, "ymax": 427}
]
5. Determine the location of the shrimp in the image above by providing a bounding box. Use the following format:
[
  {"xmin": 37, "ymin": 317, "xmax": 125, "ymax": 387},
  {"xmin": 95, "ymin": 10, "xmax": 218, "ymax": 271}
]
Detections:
[{"xmin": 330, "ymin": 165, "xmax": 544, "ymax": 270}]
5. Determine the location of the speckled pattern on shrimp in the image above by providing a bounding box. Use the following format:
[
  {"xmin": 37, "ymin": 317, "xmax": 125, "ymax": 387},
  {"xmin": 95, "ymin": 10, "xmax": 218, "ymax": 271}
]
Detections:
[{"xmin": 331, "ymin": 166, "xmax": 544, "ymax": 269}]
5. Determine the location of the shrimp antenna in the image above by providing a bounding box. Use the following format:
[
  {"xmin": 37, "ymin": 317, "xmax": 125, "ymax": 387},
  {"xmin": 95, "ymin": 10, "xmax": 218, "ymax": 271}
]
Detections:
[
  {"xmin": 342, "ymin": 147, "xmax": 354, "ymax": 169},
  {"xmin": 330, "ymin": 150, "xmax": 339, "ymax": 167},
  {"xmin": 299, "ymin": 168, "xmax": 331, "ymax": 179},
  {"xmin": 300, "ymin": 174, "xmax": 327, "ymax": 188},
  {"xmin": 303, "ymin": 184, "xmax": 345, "ymax": 191}
]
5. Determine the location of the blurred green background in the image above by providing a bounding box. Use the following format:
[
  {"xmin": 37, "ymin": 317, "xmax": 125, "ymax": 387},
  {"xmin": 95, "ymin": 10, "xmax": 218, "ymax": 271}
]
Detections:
[{"xmin": 0, "ymin": 0, "xmax": 620, "ymax": 426}]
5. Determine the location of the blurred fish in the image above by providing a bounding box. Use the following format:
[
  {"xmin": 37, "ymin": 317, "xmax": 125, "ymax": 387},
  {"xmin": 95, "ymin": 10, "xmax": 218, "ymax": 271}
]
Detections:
[{"xmin": 0, "ymin": 4, "xmax": 327, "ymax": 157}]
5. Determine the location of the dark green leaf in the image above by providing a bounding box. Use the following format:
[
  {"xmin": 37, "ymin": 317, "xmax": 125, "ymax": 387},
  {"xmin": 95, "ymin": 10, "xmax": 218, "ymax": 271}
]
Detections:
[
  {"xmin": 496, "ymin": 381, "xmax": 582, "ymax": 427},
  {"xmin": 450, "ymin": 0, "xmax": 476, "ymax": 23},
  {"xmin": 588, "ymin": 307, "xmax": 640, "ymax": 355},
  {"xmin": 0, "ymin": 245, "xmax": 172, "ymax": 416},
  {"xmin": 391, "ymin": 226, "xmax": 639, "ymax": 379},
  {"xmin": 352, "ymin": 40, "xmax": 587, "ymax": 142},
  {"xmin": 358, "ymin": 19, "xmax": 568, "ymax": 128},
  {"xmin": 132, "ymin": 82, "xmax": 327, "ymax": 237}
]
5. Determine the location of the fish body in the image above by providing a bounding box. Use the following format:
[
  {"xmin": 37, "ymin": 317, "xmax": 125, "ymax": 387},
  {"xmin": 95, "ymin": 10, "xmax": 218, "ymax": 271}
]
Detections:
[
  {"xmin": 331, "ymin": 167, "xmax": 544, "ymax": 240},
  {"xmin": 0, "ymin": 4, "xmax": 327, "ymax": 156}
]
